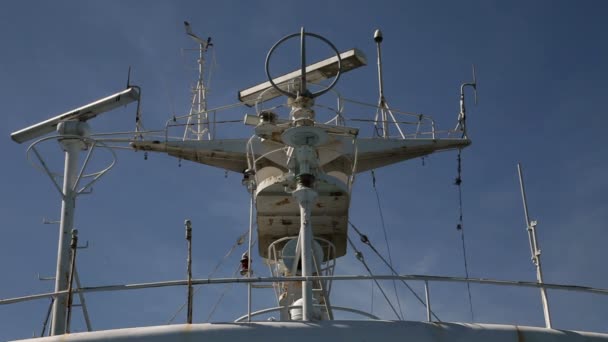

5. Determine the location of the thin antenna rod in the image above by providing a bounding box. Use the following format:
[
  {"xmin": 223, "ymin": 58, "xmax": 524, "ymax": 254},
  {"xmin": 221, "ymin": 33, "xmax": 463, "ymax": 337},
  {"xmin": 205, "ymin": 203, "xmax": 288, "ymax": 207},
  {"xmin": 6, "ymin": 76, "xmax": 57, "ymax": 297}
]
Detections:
[
  {"xmin": 185, "ymin": 220, "xmax": 193, "ymax": 324},
  {"xmin": 457, "ymin": 65, "xmax": 477, "ymax": 138},
  {"xmin": 371, "ymin": 29, "xmax": 405, "ymax": 139},
  {"xmin": 517, "ymin": 163, "xmax": 552, "ymax": 329},
  {"xmin": 374, "ymin": 29, "xmax": 388, "ymax": 138},
  {"xmin": 299, "ymin": 27, "xmax": 308, "ymax": 96},
  {"xmin": 374, "ymin": 29, "xmax": 385, "ymax": 102}
]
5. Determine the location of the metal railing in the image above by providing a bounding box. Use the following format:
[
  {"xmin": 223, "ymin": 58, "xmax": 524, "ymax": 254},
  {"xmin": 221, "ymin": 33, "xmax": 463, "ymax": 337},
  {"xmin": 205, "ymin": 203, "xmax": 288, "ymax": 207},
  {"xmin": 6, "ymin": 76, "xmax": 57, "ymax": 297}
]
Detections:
[
  {"xmin": 148, "ymin": 90, "xmax": 462, "ymax": 144},
  {"xmin": 3, "ymin": 274, "xmax": 607, "ymax": 327}
]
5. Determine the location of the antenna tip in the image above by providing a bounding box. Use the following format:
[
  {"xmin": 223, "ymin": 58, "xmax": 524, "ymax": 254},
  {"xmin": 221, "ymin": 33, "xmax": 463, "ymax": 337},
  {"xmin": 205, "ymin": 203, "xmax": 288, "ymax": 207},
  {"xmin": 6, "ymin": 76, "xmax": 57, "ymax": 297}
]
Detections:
[
  {"xmin": 373, "ymin": 29, "xmax": 383, "ymax": 43},
  {"xmin": 184, "ymin": 219, "xmax": 192, "ymax": 227}
]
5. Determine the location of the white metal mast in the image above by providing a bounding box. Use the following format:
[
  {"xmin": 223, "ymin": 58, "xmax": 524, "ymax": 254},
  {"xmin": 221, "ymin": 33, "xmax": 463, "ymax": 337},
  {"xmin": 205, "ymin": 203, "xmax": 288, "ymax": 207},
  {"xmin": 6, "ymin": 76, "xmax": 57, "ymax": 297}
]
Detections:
[
  {"xmin": 263, "ymin": 27, "xmax": 343, "ymax": 320},
  {"xmin": 10, "ymin": 87, "xmax": 139, "ymax": 335},
  {"xmin": 50, "ymin": 123, "xmax": 86, "ymax": 335},
  {"xmin": 183, "ymin": 21, "xmax": 213, "ymax": 141},
  {"xmin": 373, "ymin": 29, "xmax": 405, "ymax": 139}
]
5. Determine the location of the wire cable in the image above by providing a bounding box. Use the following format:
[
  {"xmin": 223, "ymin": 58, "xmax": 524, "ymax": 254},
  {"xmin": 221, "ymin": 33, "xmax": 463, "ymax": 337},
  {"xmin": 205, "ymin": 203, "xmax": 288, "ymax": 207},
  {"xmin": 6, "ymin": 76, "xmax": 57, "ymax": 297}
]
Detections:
[
  {"xmin": 40, "ymin": 298, "xmax": 54, "ymax": 337},
  {"xmin": 349, "ymin": 221, "xmax": 441, "ymax": 322},
  {"xmin": 205, "ymin": 264, "xmax": 241, "ymax": 322},
  {"xmin": 370, "ymin": 170, "xmax": 404, "ymax": 319},
  {"xmin": 166, "ymin": 230, "xmax": 247, "ymax": 324},
  {"xmin": 455, "ymin": 149, "xmax": 475, "ymax": 322},
  {"xmin": 347, "ymin": 236, "xmax": 402, "ymax": 320}
]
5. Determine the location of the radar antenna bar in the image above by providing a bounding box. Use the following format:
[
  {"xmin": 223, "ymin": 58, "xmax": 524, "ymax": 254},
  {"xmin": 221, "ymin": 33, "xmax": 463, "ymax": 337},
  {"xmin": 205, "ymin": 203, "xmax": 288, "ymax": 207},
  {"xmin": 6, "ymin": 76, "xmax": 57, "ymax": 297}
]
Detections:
[{"xmin": 10, "ymin": 87, "xmax": 139, "ymax": 144}]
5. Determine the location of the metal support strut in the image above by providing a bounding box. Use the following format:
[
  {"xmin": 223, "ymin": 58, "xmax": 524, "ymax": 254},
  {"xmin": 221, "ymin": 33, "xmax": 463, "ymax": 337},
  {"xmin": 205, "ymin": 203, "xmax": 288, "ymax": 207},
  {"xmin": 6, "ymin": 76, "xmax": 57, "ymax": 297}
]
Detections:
[
  {"xmin": 51, "ymin": 124, "xmax": 86, "ymax": 335},
  {"xmin": 65, "ymin": 229, "xmax": 78, "ymax": 333}
]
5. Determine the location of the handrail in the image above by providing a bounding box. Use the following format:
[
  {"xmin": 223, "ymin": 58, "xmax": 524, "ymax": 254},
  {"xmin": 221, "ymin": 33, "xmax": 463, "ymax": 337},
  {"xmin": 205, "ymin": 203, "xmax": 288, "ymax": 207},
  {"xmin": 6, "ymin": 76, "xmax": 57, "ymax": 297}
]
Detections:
[
  {"xmin": 155, "ymin": 93, "xmax": 457, "ymax": 144},
  {"xmin": 3, "ymin": 274, "xmax": 608, "ymax": 306},
  {"xmin": 233, "ymin": 305, "xmax": 380, "ymax": 322}
]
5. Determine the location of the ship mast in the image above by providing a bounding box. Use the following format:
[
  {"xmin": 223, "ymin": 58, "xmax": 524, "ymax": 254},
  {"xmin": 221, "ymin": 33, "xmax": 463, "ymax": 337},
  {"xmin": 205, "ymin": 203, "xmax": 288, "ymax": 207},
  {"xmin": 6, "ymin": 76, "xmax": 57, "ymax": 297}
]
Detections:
[
  {"xmin": 183, "ymin": 21, "xmax": 213, "ymax": 141},
  {"xmin": 10, "ymin": 88, "xmax": 139, "ymax": 335},
  {"xmin": 132, "ymin": 26, "xmax": 471, "ymax": 322}
]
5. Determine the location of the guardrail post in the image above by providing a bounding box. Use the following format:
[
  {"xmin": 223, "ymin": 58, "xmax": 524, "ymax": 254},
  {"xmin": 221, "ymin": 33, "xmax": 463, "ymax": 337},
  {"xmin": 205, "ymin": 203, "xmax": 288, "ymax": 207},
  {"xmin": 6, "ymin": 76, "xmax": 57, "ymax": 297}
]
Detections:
[
  {"xmin": 424, "ymin": 280, "xmax": 432, "ymax": 322},
  {"xmin": 185, "ymin": 220, "xmax": 193, "ymax": 324}
]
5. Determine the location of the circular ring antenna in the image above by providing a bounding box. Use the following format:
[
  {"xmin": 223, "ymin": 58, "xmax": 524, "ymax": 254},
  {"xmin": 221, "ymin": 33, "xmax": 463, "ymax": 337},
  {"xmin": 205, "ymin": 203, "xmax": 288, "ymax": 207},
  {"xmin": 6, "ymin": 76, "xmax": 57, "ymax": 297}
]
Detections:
[{"xmin": 265, "ymin": 28, "xmax": 342, "ymax": 99}]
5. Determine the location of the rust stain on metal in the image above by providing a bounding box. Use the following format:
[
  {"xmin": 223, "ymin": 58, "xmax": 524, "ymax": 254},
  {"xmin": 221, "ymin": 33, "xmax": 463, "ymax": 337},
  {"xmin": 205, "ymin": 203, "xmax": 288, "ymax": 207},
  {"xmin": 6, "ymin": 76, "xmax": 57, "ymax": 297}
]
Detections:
[
  {"xmin": 516, "ymin": 326, "xmax": 525, "ymax": 342},
  {"xmin": 281, "ymin": 219, "xmax": 293, "ymax": 225},
  {"xmin": 268, "ymin": 218, "xmax": 274, "ymax": 225},
  {"xmin": 275, "ymin": 198, "xmax": 290, "ymax": 206},
  {"xmin": 316, "ymin": 203, "xmax": 324, "ymax": 208}
]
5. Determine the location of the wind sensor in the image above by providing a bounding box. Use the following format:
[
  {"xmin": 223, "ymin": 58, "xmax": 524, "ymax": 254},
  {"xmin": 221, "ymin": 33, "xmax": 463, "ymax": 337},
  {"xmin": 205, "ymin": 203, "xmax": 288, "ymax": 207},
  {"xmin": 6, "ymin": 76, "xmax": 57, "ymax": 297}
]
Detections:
[
  {"xmin": 184, "ymin": 21, "xmax": 212, "ymax": 51},
  {"xmin": 182, "ymin": 21, "xmax": 213, "ymax": 140}
]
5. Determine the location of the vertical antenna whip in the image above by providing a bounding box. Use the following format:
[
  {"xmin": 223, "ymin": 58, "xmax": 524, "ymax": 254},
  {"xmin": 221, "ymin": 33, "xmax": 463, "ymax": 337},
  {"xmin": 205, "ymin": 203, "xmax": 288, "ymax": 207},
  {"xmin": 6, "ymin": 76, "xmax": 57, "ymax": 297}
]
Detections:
[
  {"xmin": 372, "ymin": 29, "xmax": 406, "ymax": 139},
  {"xmin": 517, "ymin": 163, "xmax": 552, "ymax": 329},
  {"xmin": 374, "ymin": 29, "xmax": 389, "ymax": 138},
  {"xmin": 185, "ymin": 219, "xmax": 194, "ymax": 324},
  {"xmin": 457, "ymin": 65, "xmax": 478, "ymax": 138}
]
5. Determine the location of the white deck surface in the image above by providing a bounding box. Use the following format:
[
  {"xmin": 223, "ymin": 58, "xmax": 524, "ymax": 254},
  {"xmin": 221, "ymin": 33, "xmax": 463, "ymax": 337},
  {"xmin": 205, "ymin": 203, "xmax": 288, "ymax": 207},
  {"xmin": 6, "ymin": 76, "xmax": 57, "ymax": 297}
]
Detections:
[{"xmin": 14, "ymin": 320, "xmax": 608, "ymax": 342}]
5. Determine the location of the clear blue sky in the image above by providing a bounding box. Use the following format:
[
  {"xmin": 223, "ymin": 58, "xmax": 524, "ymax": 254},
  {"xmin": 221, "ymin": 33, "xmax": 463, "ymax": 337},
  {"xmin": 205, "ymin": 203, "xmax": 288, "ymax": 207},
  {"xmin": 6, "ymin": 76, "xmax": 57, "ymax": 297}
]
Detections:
[{"xmin": 1, "ymin": 0, "xmax": 607, "ymax": 340}]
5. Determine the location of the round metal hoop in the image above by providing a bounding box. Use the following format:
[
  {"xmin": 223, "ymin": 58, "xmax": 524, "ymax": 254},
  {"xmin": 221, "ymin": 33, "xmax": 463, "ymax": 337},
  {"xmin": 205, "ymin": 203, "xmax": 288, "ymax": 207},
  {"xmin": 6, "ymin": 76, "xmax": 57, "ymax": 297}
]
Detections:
[
  {"xmin": 26, "ymin": 135, "xmax": 117, "ymax": 195},
  {"xmin": 265, "ymin": 31, "xmax": 342, "ymax": 99}
]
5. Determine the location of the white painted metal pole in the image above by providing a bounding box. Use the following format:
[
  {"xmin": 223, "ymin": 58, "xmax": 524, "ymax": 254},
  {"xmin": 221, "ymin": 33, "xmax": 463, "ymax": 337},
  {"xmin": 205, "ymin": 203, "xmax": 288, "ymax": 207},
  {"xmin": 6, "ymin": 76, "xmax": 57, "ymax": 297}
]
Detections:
[
  {"xmin": 374, "ymin": 31, "xmax": 389, "ymax": 139},
  {"xmin": 185, "ymin": 220, "xmax": 193, "ymax": 324},
  {"xmin": 51, "ymin": 138, "xmax": 81, "ymax": 336},
  {"xmin": 247, "ymin": 193, "xmax": 254, "ymax": 322},
  {"xmin": 197, "ymin": 42, "xmax": 203, "ymax": 140},
  {"xmin": 293, "ymin": 186, "xmax": 317, "ymax": 321},
  {"xmin": 517, "ymin": 163, "xmax": 552, "ymax": 329},
  {"xmin": 300, "ymin": 192, "xmax": 313, "ymax": 321},
  {"xmin": 424, "ymin": 280, "xmax": 431, "ymax": 322},
  {"xmin": 376, "ymin": 39, "xmax": 385, "ymax": 102}
]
